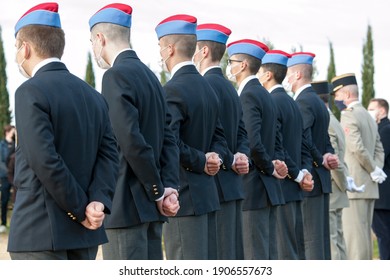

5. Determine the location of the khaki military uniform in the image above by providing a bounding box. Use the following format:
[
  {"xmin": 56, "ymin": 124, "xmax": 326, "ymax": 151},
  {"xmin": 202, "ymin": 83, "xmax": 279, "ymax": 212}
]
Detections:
[
  {"xmin": 328, "ymin": 111, "xmax": 349, "ymax": 259},
  {"xmin": 340, "ymin": 102, "xmax": 384, "ymax": 260}
]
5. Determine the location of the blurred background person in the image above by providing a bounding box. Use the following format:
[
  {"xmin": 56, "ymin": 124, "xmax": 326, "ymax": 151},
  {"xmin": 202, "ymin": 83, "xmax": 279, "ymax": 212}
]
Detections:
[
  {"xmin": 368, "ymin": 98, "xmax": 390, "ymax": 260},
  {"xmin": 0, "ymin": 124, "xmax": 15, "ymax": 233}
]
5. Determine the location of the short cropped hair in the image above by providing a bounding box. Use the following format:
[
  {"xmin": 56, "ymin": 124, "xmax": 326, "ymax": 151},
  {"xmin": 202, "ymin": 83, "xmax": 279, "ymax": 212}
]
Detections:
[
  {"xmin": 261, "ymin": 63, "xmax": 287, "ymax": 84},
  {"xmin": 370, "ymin": 98, "xmax": 389, "ymax": 115},
  {"xmin": 17, "ymin": 25, "xmax": 65, "ymax": 59},
  {"xmin": 91, "ymin": 23, "xmax": 130, "ymax": 44},
  {"xmin": 162, "ymin": 34, "xmax": 197, "ymax": 59},
  {"xmin": 197, "ymin": 41, "xmax": 226, "ymax": 62},
  {"xmin": 235, "ymin": 54, "xmax": 262, "ymax": 75}
]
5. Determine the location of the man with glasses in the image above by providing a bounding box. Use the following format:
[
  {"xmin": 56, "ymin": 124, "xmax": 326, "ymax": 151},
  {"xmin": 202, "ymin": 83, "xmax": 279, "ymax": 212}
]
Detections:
[{"xmin": 227, "ymin": 39, "xmax": 288, "ymax": 259}]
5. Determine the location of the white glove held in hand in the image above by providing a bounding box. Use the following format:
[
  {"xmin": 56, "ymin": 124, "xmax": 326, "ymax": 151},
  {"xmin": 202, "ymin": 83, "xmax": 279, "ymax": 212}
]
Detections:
[
  {"xmin": 370, "ymin": 166, "xmax": 387, "ymax": 184},
  {"xmin": 346, "ymin": 176, "xmax": 365, "ymax": 193}
]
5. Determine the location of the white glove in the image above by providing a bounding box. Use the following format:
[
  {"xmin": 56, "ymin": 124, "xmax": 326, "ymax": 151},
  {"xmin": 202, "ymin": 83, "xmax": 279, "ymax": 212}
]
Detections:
[
  {"xmin": 346, "ymin": 176, "xmax": 354, "ymax": 192},
  {"xmin": 377, "ymin": 175, "xmax": 387, "ymax": 184},
  {"xmin": 370, "ymin": 166, "xmax": 387, "ymax": 183},
  {"xmin": 346, "ymin": 176, "xmax": 365, "ymax": 193},
  {"xmin": 354, "ymin": 184, "xmax": 366, "ymax": 193}
]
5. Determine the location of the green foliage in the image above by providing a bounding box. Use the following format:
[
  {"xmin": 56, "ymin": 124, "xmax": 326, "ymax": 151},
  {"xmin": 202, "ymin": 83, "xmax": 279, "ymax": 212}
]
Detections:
[
  {"xmin": 159, "ymin": 68, "xmax": 169, "ymax": 86},
  {"xmin": 327, "ymin": 41, "xmax": 340, "ymax": 120},
  {"xmin": 84, "ymin": 52, "xmax": 95, "ymax": 88},
  {"xmin": 0, "ymin": 26, "xmax": 11, "ymax": 136},
  {"xmin": 361, "ymin": 24, "xmax": 375, "ymax": 108}
]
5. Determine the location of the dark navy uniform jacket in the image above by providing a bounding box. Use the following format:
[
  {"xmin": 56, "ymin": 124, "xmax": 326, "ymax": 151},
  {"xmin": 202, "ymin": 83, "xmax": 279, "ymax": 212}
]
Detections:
[
  {"xmin": 240, "ymin": 78, "xmax": 285, "ymax": 210},
  {"xmin": 375, "ymin": 117, "xmax": 390, "ymax": 210},
  {"xmin": 295, "ymin": 86, "xmax": 334, "ymax": 197},
  {"xmin": 9, "ymin": 62, "xmax": 119, "ymax": 251},
  {"xmin": 271, "ymin": 86, "xmax": 311, "ymax": 202},
  {"xmin": 204, "ymin": 67, "xmax": 249, "ymax": 203},
  {"xmin": 102, "ymin": 50, "xmax": 180, "ymax": 228},
  {"xmin": 164, "ymin": 64, "xmax": 229, "ymax": 216}
]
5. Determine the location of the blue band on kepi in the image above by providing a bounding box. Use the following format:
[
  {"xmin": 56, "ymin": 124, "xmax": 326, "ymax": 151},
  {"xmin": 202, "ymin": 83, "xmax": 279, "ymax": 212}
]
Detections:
[
  {"xmin": 196, "ymin": 24, "xmax": 231, "ymax": 44},
  {"xmin": 89, "ymin": 7, "xmax": 132, "ymax": 29},
  {"xmin": 155, "ymin": 14, "xmax": 197, "ymax": 39},
  {"xmin": 196, "ymin": 29, "xmax": 228, "ymax": 44},
  {"xmin": 262, "ymin": 51, "xmax": 290, "ymax": 66},
  {"xmin": 15, "ymin": 10, "xmax": 61, "ymax": 36},
  {"xmin": 227, "ymin": 40, "xmax": 268, "ymax": 61},
  {"xmin": 155, "ymin": 20, "xmax": 196, "ymax": 39},
  {"xmin": 287, "ymin": 52, "xmax": 315, "ymax": 67}
]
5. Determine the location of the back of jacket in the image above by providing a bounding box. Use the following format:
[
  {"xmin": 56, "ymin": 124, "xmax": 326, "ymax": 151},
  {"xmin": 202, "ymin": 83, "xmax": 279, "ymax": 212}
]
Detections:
[
  {"xmin": 9, "ymin": 62, "xmax": 118, "ymax": 251},
  {"xmin": 341, "ymin": 103, "xmax": 384, "ymax": 199},
  {"xmin": 102, "ymin": 50, "xmax": 179, "ymax": 227},
  {"xmin": 271, "ymin": 87, "xmax": 305, "ymax": 203},
  {"xmin": 164, "ymin": 64, "xmax": 227, "ymax": 216},
  {"xmin": 295, "ymin": 87, "xmax": 333, "ymax": 196},
  {"xmin": 204, "ymin": 67, "xmax": 249, "ymax": 202},
  {"xmin": 375, "ymin": 118, "xmax": 390, "ymax": 209},
  {"xmin": 240, "ymin": 79, "xmax": 284, "ymax": 210}
]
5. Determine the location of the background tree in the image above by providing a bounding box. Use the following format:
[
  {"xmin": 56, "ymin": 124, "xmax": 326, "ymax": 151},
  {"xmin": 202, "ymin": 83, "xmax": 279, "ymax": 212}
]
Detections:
[
  {"xmin": 327, "ymin": 41, "xmax": 340, "ymax": 120},
  {"xmin": 159, "ymin": 67, "xmax": 169, "ymax": 86},
  {"xmin": 261, "ymin": 37, "xmax": 274, "ymax": 50},
  {"xmin": 361, "ymin": 24, "xmax": 375, "ymax": 108},
  {"xmin": 0, "ymin": 26, "xmax": 11, "ymax": 136},
  {"xmin": 84, "ymin": 52, "xmax": 95, "ymax": 88}
]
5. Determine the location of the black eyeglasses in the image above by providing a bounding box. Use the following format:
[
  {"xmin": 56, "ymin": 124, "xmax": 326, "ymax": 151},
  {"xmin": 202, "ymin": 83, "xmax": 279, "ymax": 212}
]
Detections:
[{"xmin": 227, "ymin": 59, "xmax": 243, "ymax": 65}]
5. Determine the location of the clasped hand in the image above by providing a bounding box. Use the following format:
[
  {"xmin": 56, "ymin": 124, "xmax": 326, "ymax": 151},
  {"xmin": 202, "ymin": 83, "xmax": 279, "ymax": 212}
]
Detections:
[{"xmin": 81, "ymin": 201, "xmax": 105, "ymax": 230}]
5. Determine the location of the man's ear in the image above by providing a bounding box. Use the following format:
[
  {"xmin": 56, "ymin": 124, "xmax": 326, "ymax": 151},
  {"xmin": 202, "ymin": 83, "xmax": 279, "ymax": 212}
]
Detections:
[{"xmin": 96, "ymin": 33, "xmax": 106, "ymax": 46}]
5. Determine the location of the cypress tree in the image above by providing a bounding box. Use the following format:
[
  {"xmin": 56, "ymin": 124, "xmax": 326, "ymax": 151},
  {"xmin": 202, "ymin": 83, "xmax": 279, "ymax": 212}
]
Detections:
[
  {"xmin": 85, "ymin": 52, "xmax": 96, "ymax": 88},
  {"xmin": 361, "ymin": 24, "xmax": 375, "ymax": 108},
  {"xmin": 327, "ymin": 41, "xmax": 340, "ymax": 120},
  {"xmin": 0, "ymin": 26, "xmax": 11, "ymax": 136}
]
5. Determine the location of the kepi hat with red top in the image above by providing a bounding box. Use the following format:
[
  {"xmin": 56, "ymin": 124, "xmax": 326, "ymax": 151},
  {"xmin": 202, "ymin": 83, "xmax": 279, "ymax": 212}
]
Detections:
[
  {"xmin": 196, "ymin": 23, "xmax": 231, "ymax": 44},
  {"xmin": 89, "ymin": 3, "xmax": 132, "ymax": 30},
  {"xmin": 155, "ymin": 14, "xmax": 197, "ymax": 39},
  {"xmin": 227, "ymin": 39, "xmax": 269, "ymax": 60},
  {"xmin": 287, "ymin": 52, "xmax": 316, "ymax": 67},
  {"xmin": 14, "ymin": 2, "xmax": 61, "ymax": 36},
  {"xmin": 262, "ymin": 50, "xmax": 291, "ymax": 66}
]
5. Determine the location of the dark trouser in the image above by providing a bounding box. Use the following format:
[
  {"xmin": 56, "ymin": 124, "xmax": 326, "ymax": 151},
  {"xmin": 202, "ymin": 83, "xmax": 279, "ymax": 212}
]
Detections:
[
  {"xmin": 301, "ymin": 193, "xmax": 331, "ymax": 260},
  {"xmin": 276, "ymin": 201, "xmax": 305, "ymax": 260},
  {"xmin": 216, "ymin": 200, "xmax": 244, "ymax": 259},
  {"xmin": 372, "ymin": 209, "xmax": 390, "ymax": 260},
  {"xmin": 163, "ymin": 212, "xmax": 217, "ymax": 260},
  {"xmin": 103, "ymin": 222, "xmax": 163, "ymax": 260},
  {"xmin": 9, "ymin": 246, "xmax": 98, "ymax": 260},
  {"xmin": 1, "ymin": 177, "xmax": 11, "ymax": 225},
  {"xmin": 242, "ymin": 205, "xmax": 278, "ymax": 260}
]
